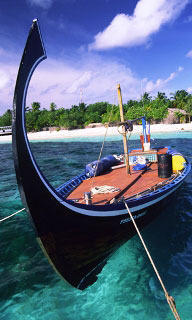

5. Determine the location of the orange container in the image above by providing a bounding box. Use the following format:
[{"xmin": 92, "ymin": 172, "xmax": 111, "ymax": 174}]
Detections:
[{"xmin": 140, "ymin": 134, "xmax": 150, "ymax": 150}]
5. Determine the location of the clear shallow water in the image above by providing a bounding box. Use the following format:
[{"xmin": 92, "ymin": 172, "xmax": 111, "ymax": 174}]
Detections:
[{"xmin": 0, "ymin": 133, "xmax": 192, "ymax": 320}]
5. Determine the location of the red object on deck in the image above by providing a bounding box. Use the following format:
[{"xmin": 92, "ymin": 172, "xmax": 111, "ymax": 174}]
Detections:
[{"xmin": 140, "ymin": 134, "xmax": 150, "ymax": 150}]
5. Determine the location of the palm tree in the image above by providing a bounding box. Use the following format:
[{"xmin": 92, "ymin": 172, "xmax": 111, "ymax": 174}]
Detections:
[
  {"xmin": 31, "ymin": 102, "xmax": 41, "ymax": 112},
  {"xmin": 170, "ymin": 90, "xmax": 188, "ymax": 109},
  {"xmin": 141, "ymin": 92, "xmax": 152, "ymax": 103},
  {"xmin": 156, "ymin": 92, "xmax": 167, "ymax": 102},
  {"xmin": 50, "ymin": 102, "xmax": 57, "ymax": 112},
  {"xmin": 185, "ymin": 94, "xmax": 192, "ymax": 121}
]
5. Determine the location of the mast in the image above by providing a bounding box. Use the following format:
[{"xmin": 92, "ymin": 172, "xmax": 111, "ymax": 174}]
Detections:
[{"xmin": 117, "ymin": 84, "xmax": 130, "ymax": 174}]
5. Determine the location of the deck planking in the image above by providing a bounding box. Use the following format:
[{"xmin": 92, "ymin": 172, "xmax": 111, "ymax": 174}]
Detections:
[{"xmin": 67, "ymin": 162, "xmax": 167, "ymax": 205}]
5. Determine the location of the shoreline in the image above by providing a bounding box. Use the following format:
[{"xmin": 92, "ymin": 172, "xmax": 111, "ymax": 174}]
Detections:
[{"xmin": 1, "ymin": 123, "xmax": 192, "ymax": 143}]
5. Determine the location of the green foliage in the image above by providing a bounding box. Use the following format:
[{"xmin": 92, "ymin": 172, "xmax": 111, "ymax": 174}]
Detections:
[
  {"xmin": 184, "ymin": 95, "xmax": 192, "ymax": 119},
  {"xmin": 31, "ymin": 102, "xmax": 41, "ymax": 112},
  {"xmin": 50, "ymin": 102, "xmax": 57, "ymax": 112},
  {"xmin": 170, "ymin": 90, "xmax": 189, "ymax": 109},
  {"xmin": 1, "ymin": 90, "xmax": 191, "ymax": 131},
  {"xmin": 101, "ymin": 104, "xmax": 119, "ymax": 123},
  {"xmin": 25, "ymin": 102, "xmax": 41, "ymax": 131},
  {"xmin": 85, "ymin": 102, "xmax": 109, "ymax": 124},
  {"xmin": 0, "ymin": 109, "xmax": 12, "ymax": 126}
]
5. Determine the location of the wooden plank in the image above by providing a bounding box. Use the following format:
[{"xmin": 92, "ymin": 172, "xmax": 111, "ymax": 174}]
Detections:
[
  {"xmin": 106, "ymin": 163, "xmax": 152, "ymax": 204},
  {"xmin": 67, "ymin": 163, "xmax": 165, "ymax": 205}
]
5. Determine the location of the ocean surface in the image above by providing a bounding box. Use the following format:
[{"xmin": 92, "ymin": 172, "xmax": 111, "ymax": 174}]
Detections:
[{"xmin": 0, "ymin": 132, "xmax": 192, "ymax": 320}]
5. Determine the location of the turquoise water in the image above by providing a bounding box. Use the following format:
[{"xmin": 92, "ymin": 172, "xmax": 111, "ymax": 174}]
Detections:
[
  {"xmin": 23, "ymin": 130, "xmax": 192, "ymax": 143},
  {"xmin": 0, "ymin": 132, "xmax": 192, "ymax": 320}
]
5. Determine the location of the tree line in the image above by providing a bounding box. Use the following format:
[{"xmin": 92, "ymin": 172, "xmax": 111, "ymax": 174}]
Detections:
[{"xmin": 0, "ymin": 90, "xmax": 192, "ymax": 131}]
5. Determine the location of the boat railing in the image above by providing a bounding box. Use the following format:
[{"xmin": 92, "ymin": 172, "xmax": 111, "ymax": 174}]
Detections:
[
  {"xmin": 127, "ymin": 162, "xmax": 191, "ymax": 202},
  {"xmin": 0, "ymin": 126, "xmax": 12, "ymax": 135},
  {"xmin": 56, "ymin": 172, "xmax": 88, "ymax": 198}
]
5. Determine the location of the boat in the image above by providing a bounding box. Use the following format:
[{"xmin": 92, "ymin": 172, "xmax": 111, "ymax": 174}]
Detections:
[
  {"xmin": 0, "ymin": 126, "xmax": 12, "ymax": 136},
  {"xmin": 12, "ymin": 19, "xmax": 191, "ymax": 290}
]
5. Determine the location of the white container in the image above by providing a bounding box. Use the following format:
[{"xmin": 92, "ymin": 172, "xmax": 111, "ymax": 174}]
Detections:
[{"xmin": 143, "ymin": 142, "xmax": 150, "ymax": 151}]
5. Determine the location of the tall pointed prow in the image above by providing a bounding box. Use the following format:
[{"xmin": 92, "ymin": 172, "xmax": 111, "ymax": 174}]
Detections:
[
  {"xmin": 117, "ymin": 84, "xmax": 130, "ymax": 174},
  {"xmin": 12, "ymin": 19, "xmax": 47, "ymax": 212}
]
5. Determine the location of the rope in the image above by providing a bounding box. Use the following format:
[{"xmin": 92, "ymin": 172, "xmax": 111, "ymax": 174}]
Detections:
[
  {"xmin": 0, "ymin": 208, "xmax": 25, "ymax": 223},
  {"xmin": 90, "ymin": 99, "xmax": 132, "ymax": 191},
  {"xmin": 91, "ymin": 185, "xmax": 120, "ymax": 194},
  {"xmin": 90, "ymin": 103, "xmax": 115, "ymax": 191},
  {"xmin": 124, "ymin": 201, "xmax": 181, "ymax": 320}
]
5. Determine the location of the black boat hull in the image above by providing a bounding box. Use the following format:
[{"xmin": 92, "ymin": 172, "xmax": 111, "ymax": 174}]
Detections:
[{"xmin": 35, "ymin": 194, "xmax": 172, "ymax": 289}]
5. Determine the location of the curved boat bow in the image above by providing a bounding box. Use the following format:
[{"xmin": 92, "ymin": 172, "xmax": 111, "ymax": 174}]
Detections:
[
  {"xmin": 12, "ymin": 19, "xmax": 121, "ymax": 289},
  {"xmin": 12, "ymin": 20, "xmax": 89, "ymax": 289}
]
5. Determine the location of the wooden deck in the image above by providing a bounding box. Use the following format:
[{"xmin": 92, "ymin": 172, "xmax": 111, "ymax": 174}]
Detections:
[{"xmin": 67, "ymin": 148, "xmax": 169, "ymax": 205}]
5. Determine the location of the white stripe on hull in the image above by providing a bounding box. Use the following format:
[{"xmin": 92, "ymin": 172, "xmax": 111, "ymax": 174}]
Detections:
[{"xmin": 61, "ymin": 180, "xmax": 182, "ymax": 217}]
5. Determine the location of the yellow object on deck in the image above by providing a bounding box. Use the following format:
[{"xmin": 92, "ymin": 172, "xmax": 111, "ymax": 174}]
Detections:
[{"xmin": 172, "ymin": 155, "xmax": 186, "ymax": 172}]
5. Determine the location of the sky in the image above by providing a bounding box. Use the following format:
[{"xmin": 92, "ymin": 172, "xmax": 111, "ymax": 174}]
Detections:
[{"xmin": 1, "ymin": 0, "xmax": 192, "ymax": 115}]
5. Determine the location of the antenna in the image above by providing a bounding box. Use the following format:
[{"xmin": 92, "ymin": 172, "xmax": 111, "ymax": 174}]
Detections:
[{"xmin": 80, "ymin": 88, "xmax": 84, "ymax": 103}]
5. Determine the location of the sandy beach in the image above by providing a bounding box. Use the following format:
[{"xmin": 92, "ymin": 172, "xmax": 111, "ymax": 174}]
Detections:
[{"xmin": 0, "ymin": 122, "xmax": 192, "ymax": 143}]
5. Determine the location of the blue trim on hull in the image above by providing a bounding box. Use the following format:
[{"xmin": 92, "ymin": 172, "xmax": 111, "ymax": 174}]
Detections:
[{"xmin": 56, "ymin": 162, "xmax": 191, "ymax": 216}]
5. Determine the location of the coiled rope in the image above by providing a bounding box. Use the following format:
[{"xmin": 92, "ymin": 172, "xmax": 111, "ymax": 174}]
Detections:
[
  {"xmin": 91, "ymin": 185, "xmax": 120, "ymax": 194},
  {"xmin": 90, "ymin": 102, "xmax": 116, "ymax": 191},
  {"xmin": 0, "ymin": 208, "xmax": 25, "ymax": 223},
  {"xmin": 124, "ymin": 201, "xmax": 181, "ymax": 320}
]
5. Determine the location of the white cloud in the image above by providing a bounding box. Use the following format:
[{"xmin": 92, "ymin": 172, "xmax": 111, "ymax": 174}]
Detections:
[
  {"xmin": 89, "ymin": 0, "xmax": 189, "ymax": 50},
  {"xmin": 26, "ymin": 56, "xmax": 140, "ymax": 108},
  {"xmin": 143, "ymin": 66, "xmax": 183, "ymax": 93},
  {"xmin": 178, "ymin": 66, "xmax": 184, "ymax": 72},
  {"xmin": 27, "ymin": 0, "xmax": 53, "ymax": 9},
  {"xmin": 0, "ymin": 70, "xmax": 10, "ymax": 89},
  {"xmin": 67, "ymin": 72, "xmax": 92, "ymax": 94},
  {"xmin": 0, "ymin": 52, "xmax": 184, "ymax": 115},
  {"xmin": 0, "ymin": 63, "xmax": 18, "ymax": 113},
  {"xmin": 0, "ymin": 53, "xmax": 141, "ymax": 113},
  {"xmin": 186, "ymin": 50, "xmax": 192, "ymax": 58}
]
